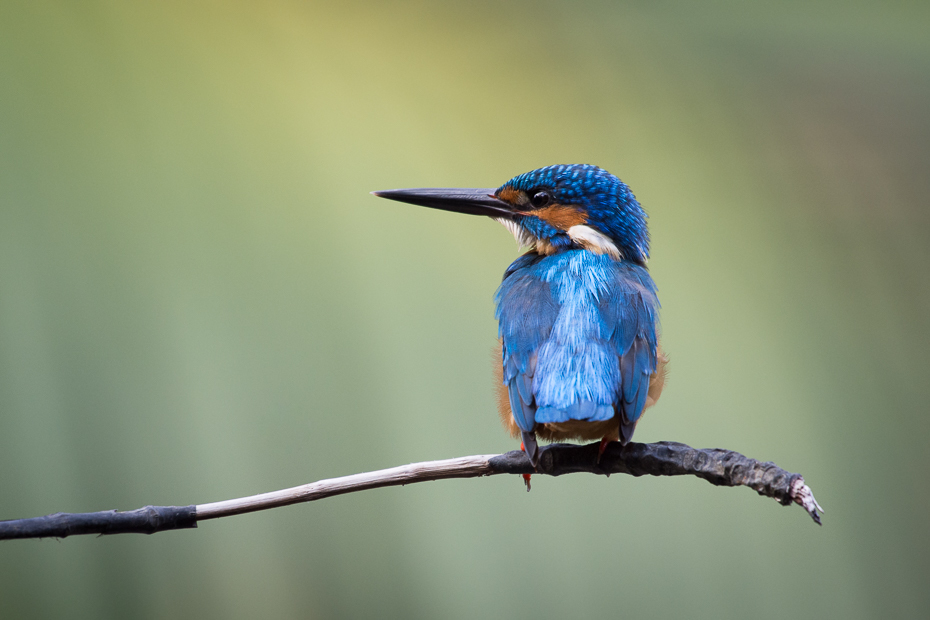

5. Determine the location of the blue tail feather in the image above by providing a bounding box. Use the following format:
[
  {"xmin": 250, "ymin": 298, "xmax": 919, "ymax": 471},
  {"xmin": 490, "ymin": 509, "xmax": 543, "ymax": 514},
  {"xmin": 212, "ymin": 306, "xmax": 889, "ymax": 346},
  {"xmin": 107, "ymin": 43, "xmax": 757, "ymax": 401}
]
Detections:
[
  {"xmin": 630, "ymin": 370, "xmax": 650, "ymax": 424},
  {"xmin": 516, "ymin": 372, "xmax": 534, "ymax": 405},
  {"xmin": 508, "ymin": 381, "xmax": 535, "ymax": 432}
]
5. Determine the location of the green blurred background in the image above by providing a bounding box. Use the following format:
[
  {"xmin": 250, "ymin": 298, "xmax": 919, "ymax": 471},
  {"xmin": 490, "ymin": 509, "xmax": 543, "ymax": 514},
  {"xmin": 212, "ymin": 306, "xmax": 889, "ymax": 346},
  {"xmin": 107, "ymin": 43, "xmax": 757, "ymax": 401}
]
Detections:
[{"xmin": 1, "ymin": 1, "xmax": 928, "ymax": 618}]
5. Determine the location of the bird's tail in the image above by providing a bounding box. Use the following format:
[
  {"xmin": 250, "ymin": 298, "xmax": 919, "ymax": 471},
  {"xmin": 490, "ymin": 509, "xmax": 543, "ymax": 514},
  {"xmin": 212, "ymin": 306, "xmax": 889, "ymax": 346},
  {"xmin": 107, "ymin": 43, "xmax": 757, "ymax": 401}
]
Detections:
[
  {"xmin": 521, "ymin": 431, "xmax": 539, "ymax": 467},
  {"xmin": 619, "ymin": 420, "xmax": 636, "ymax": 445}
]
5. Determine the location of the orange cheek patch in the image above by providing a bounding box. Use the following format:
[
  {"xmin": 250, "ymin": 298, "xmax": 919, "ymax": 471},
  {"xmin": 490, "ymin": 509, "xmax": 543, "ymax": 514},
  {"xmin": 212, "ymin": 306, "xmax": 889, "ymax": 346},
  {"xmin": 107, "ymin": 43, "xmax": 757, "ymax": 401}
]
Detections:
[
  {"xmin": 534, "ymin": 204, "xmax": 587, "ymax": 230},
  {"xmin": 497, "ymin": 187, "xmax": 523, "ymax": 205}
]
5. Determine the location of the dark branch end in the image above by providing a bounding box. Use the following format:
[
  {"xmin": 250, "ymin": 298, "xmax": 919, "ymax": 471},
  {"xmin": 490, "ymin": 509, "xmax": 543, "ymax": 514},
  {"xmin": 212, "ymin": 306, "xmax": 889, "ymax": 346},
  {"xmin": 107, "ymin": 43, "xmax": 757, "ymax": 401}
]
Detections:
[
  {"xmin": 489, "ymin": 441, "xmax": 823, "ymax": 524},
  {"xmin": 0, "ymin": 505, "xmax": 197, "ymax": 540}
]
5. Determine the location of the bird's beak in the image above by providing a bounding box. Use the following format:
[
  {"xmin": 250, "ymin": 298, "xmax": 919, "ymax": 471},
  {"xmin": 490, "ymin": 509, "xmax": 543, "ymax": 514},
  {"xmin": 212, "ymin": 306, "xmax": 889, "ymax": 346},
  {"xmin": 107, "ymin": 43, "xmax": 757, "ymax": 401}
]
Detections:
[{"xmin": 371, "ymin": 187, "xmax": 516, "ymax": 219}]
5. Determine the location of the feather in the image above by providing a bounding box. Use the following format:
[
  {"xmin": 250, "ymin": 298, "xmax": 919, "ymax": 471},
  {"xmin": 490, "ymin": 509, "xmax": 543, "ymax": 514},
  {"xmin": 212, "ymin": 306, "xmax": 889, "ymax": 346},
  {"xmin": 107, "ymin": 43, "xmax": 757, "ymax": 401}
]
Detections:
[
  {"xmin": 631, "ymin": 368, "xmax": 650, "ymax": 424},
  {"xmin": 535, "ymin": 406, "xmax": 563, "ymax": 423},
  {"xmin": 508, "ymin": 381, "xmax": 535, "ymax": 432},
  {"xmin": 521, "ymin": 431, "xmax": 539, "ymax": 467},
  {"xmin": 621, "ymin": 343, "xmax": 637, "ymax": 404},
  {"xmin": 516, "ymin": 372, "xmax": 533, "ymax": 406},
  {"xmin": 574, "ymin": 400, "xmax": 597, "ymax": 420},
  {"xmin": 619, "ymin": 418, "xmax": 636, "ymax": 445},
  {"xmin": 594, "ymin": 404, "xmax": 615, "ymax": 421}
]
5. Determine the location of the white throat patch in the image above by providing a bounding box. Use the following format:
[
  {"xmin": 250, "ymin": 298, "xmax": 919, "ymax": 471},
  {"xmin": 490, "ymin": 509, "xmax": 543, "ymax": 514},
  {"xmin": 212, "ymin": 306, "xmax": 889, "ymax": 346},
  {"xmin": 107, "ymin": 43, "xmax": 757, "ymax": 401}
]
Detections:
[
  {"xmin": 566, "ymin": 225, "xmax": 622, "ymax": 259},
  {"xmin": 495, "ymin": 217, "xmax": 537, "ymax": 250}
]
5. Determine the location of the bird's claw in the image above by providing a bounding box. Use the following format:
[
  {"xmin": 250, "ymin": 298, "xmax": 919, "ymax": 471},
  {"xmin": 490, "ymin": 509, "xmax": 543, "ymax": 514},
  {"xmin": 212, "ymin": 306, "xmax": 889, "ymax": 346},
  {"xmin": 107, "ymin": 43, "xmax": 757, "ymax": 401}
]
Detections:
[{"xmin": 520, "ymin": 441, "xmax": 533, "ymax": 491}]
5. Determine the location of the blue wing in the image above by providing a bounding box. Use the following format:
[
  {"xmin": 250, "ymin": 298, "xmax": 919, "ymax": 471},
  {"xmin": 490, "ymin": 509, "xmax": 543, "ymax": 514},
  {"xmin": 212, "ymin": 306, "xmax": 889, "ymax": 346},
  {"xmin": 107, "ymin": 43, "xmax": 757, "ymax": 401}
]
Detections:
[
  {"xmin": 495, "ymin": 250, "xmax": 659, "ymax": 444},
  {"xmin": 599, "ymin": 261, "xmax": 659, "ymax": 442},
  {"xmin": 495, "ymin": 253, "xmax": 560, "ymax": 433}
]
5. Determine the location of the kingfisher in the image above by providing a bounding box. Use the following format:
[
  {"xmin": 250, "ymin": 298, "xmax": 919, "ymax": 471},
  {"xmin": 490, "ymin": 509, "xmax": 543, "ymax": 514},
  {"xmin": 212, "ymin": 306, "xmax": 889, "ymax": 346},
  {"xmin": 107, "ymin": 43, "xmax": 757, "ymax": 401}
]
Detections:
[{"xmin": 374, "ymin": 164, "xmax": 667, "ymax": 479}]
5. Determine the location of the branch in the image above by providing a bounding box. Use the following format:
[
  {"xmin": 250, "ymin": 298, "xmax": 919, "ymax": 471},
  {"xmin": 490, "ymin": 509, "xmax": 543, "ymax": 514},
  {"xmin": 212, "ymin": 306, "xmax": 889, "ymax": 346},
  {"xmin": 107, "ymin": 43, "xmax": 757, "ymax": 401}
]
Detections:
[{"xmin": 0, "ymin": 441, "xmax": 822, "ymax": 540}]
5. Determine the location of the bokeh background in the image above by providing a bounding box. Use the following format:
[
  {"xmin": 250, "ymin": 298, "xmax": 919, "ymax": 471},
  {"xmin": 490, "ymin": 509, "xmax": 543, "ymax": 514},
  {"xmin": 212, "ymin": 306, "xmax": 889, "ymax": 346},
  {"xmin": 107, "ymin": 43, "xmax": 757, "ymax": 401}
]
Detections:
[{"xmin": 1, "ymin": 1, "xmax": 928, "ymax": 618}]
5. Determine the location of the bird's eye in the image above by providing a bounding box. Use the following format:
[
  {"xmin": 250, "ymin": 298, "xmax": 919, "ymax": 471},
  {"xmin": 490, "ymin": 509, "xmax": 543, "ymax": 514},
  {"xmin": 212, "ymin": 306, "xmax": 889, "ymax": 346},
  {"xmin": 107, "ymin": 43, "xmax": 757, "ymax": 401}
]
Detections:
[{"xmin": 530, "ymin": 191, "xmax": 550, "ymax": 208}]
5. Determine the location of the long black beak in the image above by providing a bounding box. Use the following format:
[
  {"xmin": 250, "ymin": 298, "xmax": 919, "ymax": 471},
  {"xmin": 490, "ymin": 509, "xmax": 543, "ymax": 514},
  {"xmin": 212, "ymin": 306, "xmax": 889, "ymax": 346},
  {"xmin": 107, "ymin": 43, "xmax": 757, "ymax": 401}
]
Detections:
[{"xmin": 371, "ymin": 187, "xmax": 516, "ymax": 219}]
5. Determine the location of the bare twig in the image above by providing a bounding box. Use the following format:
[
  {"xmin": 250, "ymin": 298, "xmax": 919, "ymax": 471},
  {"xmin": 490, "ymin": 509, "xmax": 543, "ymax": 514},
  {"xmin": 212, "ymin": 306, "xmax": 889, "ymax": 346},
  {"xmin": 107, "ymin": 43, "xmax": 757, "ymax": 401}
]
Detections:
[{"xmin": 0, "ymin": 441, "xmax": 821, "ymax": 540}]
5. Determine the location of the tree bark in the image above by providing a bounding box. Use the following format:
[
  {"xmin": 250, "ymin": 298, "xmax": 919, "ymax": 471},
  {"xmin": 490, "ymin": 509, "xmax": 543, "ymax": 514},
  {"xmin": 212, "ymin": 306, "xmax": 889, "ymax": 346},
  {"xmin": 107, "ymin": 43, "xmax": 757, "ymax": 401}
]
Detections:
[{"xmin": 0, "ymin": 440, "xmax": 822, "ymax": 541}]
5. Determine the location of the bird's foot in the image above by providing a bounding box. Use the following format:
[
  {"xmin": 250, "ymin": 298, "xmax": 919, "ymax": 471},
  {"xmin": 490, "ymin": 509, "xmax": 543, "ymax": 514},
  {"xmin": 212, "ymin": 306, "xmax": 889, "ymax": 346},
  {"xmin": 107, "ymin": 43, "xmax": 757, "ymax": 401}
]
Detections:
[
  {"xmin": 597, "ymin": 437, "xmax": 614, "ymax": 464},
  {"xmin": 520, "ymin": 442, "xmax": 532, "ymax": 492}
]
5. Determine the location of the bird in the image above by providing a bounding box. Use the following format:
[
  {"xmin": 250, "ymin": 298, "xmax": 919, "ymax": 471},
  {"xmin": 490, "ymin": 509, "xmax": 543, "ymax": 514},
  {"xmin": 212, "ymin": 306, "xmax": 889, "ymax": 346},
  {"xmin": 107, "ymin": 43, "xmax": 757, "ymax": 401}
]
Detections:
[{"xmin": 373, "ymin": 164, "xmax": 667, "ymax": 478}]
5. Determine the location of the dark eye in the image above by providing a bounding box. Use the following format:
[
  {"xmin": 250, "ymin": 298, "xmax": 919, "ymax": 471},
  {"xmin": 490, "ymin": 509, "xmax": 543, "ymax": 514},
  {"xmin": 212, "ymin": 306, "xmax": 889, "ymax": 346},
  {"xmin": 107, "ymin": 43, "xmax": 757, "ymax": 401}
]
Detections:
[{"xmin": 530, "ymin": 191, "xmax": 550, "ymax": 208}]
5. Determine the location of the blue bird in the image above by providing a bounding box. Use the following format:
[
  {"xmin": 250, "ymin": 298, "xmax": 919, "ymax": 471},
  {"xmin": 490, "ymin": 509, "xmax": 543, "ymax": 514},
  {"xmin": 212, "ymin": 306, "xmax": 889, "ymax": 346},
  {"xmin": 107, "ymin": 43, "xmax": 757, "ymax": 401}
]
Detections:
[{"xmin": 374, "ymin": 165, "xmax": 667, "ymax": 474}]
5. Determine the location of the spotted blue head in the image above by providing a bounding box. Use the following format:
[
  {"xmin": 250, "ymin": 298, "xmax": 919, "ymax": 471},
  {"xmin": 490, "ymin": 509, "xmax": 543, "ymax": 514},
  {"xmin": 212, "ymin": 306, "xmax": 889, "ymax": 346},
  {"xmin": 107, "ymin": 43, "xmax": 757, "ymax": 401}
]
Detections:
[{"xmin": 373, "ymin": 164, "xmax": 649, "ymax": 264}]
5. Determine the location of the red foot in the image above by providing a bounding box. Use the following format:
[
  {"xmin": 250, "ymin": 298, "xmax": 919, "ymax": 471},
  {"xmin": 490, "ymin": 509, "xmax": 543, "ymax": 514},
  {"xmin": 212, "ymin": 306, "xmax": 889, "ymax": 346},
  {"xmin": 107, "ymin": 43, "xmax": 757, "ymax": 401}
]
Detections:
[
  {"xmin": 520, "ymin": 442, "xmax": 532, "ymax": 492},
  {"xmin": 597, "ymin": 437, "xmax": 614, "ymax": 463}
]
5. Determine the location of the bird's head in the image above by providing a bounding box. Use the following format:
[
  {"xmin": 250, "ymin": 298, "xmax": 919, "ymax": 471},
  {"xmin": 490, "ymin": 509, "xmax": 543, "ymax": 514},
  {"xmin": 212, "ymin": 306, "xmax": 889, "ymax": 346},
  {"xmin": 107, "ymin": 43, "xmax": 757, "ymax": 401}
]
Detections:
[{"xmin": 374, "ymin": 164, "xmax": 649, "ymax": 263}]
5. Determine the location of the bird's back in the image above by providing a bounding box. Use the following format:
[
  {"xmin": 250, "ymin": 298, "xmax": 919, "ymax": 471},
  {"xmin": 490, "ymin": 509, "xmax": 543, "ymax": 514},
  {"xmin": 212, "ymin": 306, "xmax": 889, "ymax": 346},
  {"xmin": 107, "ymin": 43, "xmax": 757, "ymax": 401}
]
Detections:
[{"xmin": 496, "ymin": 249, "xmax": 663, "ymax": 446}]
